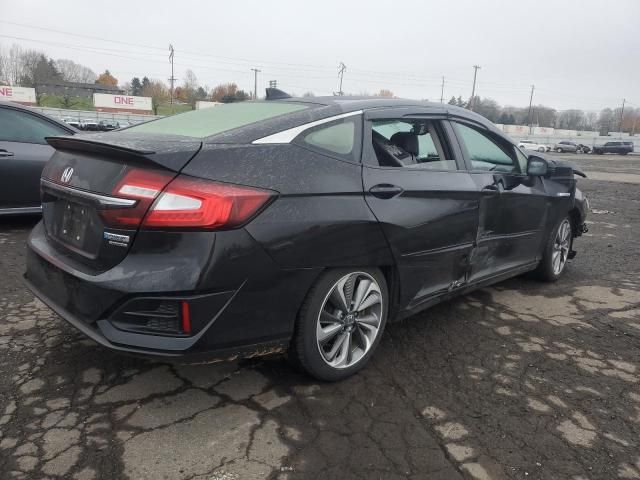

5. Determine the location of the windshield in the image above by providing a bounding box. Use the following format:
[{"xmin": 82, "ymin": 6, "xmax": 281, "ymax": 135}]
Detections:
[{"xmin": 124, "ymin": 102, "xmax": 308, "ymax": 138}]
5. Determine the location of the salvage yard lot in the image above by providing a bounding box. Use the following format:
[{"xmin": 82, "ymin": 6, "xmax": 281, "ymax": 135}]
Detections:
[{"xmin": 0, "ymin": 153, "xmax": 639, "ymax": 480}]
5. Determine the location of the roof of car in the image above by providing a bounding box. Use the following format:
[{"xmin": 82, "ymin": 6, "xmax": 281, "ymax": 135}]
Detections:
[
  {"xmin": 280, "ymin": 95, "xmax": 501, "ymax": 131},
  {"xmin": 0, "ymin": 101, "xmax": 79, "ymax": 133}
]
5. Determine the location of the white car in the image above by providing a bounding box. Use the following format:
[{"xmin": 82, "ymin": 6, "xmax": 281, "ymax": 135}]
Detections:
[{"xmin": 518, "ymin": 140, "xmax": 548, "ymax": 152}]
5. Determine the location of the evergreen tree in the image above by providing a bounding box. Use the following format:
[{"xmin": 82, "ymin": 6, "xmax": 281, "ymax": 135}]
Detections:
[{"xmin": 131, "ymin": 77, "xmax": 143, "ymax": 96}]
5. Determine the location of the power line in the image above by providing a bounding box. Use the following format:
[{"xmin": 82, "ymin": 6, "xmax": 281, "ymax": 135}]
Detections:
[
  {"xmin": 336, "ymin": 62, "xmax": 346, "ymax": 96},
  {"xmin": 527, "ymin": 84, "xmax": 535, "ymax": 134},
  {"xmin": 469, "ymin": 65, "xmax": 480, "ymax": 110},
  {"xmin": 168, "ymin": 44, "xmax": 176, "ymax": 106},
  {"xmin": 251, "ymin": 68, "xmax": 261, "ymax": 100}
]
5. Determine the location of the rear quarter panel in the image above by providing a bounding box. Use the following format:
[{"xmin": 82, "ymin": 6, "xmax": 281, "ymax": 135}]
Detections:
[{"xmin": 182, "ymin": 144, "xmax": 393, "ymax": 268}]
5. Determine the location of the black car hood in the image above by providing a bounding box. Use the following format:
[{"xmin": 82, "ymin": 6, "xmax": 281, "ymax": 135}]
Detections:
[
  {"xmin": 532, "ymin": 152, "xmax": 587, "ymax": 178},
  {"xmin": 549, "ymin": 158, "xmax": 587, "ymax": 178}
]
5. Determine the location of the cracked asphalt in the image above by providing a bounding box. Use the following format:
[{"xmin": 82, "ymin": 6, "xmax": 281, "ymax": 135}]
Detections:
[{"xmin": 1, "ymin": 153, "xmax": 639, "ymax": 480}]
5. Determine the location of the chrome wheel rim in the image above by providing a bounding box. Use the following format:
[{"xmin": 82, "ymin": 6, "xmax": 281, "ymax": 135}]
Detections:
[
  {"xmin": 316, "ymin": 272, "xmax": 383, "ymax": 369},
  {"xmin": 552, "ymin": 219, "xmax": 571, "ymax": 275}
]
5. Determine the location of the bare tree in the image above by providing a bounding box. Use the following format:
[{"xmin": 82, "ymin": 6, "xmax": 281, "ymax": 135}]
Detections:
[
  {"xmin": 182, "ymin": 69, "xmax": 199, "ymax": 105},
  {"xmin": 141, "ymin": 79, "xmax": 169, "ymax": 114},
  {"xmin": 375, "ymin": 89, "xmax": 394, "ymax": 97},
  {"xmin": 55, "ymin": 59, "xmax": 97, "ymax": 84}
]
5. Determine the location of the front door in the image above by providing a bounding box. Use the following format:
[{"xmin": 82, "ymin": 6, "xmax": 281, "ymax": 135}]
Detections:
[
  {"xmin": 0, "ymin": 107, "xmax": 70, "ymax": 210},
  {"xmin": 361, "ymin": 110, "xmax": 479, "ymax": 310},
  {"xmin": 450, "ymin": 121, "xmax": 549, "ymax": 282}
]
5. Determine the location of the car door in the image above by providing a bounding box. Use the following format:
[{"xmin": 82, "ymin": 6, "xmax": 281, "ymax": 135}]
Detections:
[
  {"xmin": 0, "ymin": 107, "xmax": 72, "ymax": 210},
  {"xmin": 449, "ymin": 120, "xmax": 549, "ymax": 282},
  {"xmin": 361, "ymin": 108, "xmax": 479, "ymax": 310}
]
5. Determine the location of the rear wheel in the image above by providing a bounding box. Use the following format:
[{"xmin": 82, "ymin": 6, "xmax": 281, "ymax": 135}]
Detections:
[
  {"xmin": 290, "ymin": 268, "xmax": 388, "ymax": 381},
  {"xmin": 533, "ymin": 216, "xmax": 572, "ymax": 282},
  {"xmin": 538, "ymin": 146, "xmax": 545, "ymax": 152}
]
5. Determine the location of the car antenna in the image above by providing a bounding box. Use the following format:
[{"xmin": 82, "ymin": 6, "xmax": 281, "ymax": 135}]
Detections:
[{"xmin": 265, "ymin": 88, "xmax": 291, "ymax": 100}]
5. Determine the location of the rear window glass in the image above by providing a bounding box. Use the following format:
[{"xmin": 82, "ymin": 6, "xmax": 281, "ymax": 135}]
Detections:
[{"xmin": 125, "ymin": 102, "xmax": 309, "ymax": 138}]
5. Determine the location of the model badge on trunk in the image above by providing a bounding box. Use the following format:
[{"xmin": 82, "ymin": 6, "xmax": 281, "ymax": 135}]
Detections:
[{"xmin": 104, "ymin": 231, "xmax": 130, "ymax": 247}]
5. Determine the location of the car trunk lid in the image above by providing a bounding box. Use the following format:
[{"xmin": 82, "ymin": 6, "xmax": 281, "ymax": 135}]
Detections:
[{"xmin": 41, "ymin": 133, "xmax": 201, "ymax": 272}]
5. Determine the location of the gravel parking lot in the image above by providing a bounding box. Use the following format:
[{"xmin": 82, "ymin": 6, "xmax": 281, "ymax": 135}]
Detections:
[{"xmin": 1, "ymin": 153, "xmax": 639, "ymax": 480}]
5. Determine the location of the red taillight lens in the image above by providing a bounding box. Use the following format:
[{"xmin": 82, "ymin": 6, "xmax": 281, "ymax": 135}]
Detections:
[
  {"xmin": 99, "ymin": 168, "xmax": 174, "ymax": 228},
  {"xmin": 142, "ymin": 176, "xmax": 273, "ymax": 229}
]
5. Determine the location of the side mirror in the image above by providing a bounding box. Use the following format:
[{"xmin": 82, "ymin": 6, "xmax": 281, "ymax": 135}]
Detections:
[{"xmin": 527, "ymin": 155, "xmax": 548, "ymax": 176}]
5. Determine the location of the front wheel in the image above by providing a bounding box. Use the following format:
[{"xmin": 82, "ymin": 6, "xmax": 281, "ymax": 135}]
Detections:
[
  {"xmin": 556, "ymin": 148, "xmax": 563, "ymax": 153},
  {"xmin": 538, "ymin": 147, "xmax": 545, "ymax": 152},
  {"xmin": 533, "ymin": 216, "xmax": 573, "ymax": 282},
  {"xmin": 290, "ymin": 268, "xmax": 388, "ymax": 381}
]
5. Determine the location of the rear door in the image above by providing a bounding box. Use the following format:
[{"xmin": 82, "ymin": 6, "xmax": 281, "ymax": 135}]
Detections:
[
  {"xmin": 0, "ymin": 107, "xmax": 71, "ymax": 210},
  {"xmin": 361, "ymin": 108, "xmax": 479, "ymax": 310},
  {"xmin": 450, "ymin": 120, "xmax": 548, "ymax": 281}
]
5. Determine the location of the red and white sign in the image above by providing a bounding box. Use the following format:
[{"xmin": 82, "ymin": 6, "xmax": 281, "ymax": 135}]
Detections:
[
  {"xmin": 0, "ymin": 85, "xmax": 37, "ymax": 105},
  {"xmin": 93, "ymin": 93, "xmax": 152, "ymax": 113}
]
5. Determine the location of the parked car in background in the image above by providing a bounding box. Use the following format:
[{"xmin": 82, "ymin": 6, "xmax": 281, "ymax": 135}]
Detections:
[
  {"xmin": 98, "ymin": 120, "xmax": 119, "ymax": 131},
  {"xmin": 82, "ymin": 121, "xmax": 100, "ymax": 131},
  {"xmin": 0, "ymin": 102, "xmax": 77, "ymax": 215},
  {"xmin": 518, "ymin": 140, "xmax": 547, "ymax": 152},
  {"xmin": 61, "ymin": 117, "xmax": 82, "ymax": 129},
  {"xmin": 592, "ymin": 141, "xmax": 634, "ymax": 155},
  {"xmin": 554, "ymin": 141, "xmax": 578, "ymax": 153},
  {"xmin": 577, "ymin": 144, "xmax": 591, "ymax": 154},
  {"xmin": 24, "ymin": 94, "xmax": 588, "ymax": 381}
]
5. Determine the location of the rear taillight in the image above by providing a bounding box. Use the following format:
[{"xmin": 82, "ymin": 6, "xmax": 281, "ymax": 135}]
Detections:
[
  {"xmin": 99, "ymin": 168, "xmax": 175, "ymax": 229},
  {"xmin": 100, "ymin": 168, "xmax": 273, "ymax": 230},
  {"xmin": 142, "ymin": 176, "xmax": 274, "ymax": 229}
]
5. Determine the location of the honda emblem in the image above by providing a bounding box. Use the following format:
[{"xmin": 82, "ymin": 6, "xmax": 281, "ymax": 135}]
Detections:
[{"xmin": 61, "ymin": 167, "xmax": 74, "ymax": 183}]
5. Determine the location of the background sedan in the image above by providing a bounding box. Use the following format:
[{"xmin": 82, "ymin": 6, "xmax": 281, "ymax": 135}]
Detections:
[{"xmin": 0, "ymin": 102, "xmax": 77, "ymax": 215}]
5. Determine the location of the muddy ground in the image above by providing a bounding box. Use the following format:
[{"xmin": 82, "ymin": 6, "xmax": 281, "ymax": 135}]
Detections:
[{"xmin": 0, "ymin": 153, "xmax": 638, "ymax": 480}]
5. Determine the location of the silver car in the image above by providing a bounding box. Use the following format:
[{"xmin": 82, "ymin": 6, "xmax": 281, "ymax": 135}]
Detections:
[{"xmin": 554, "ymin": 141, "xmax": 578, "ymax": 153}]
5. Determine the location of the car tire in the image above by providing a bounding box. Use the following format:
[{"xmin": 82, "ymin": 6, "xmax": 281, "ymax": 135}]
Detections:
[
  {"xmin": 290, "ymin": 268, "xmax": 388, "ymax": 381},
  {"xmin": 538, "ymin": 147, "xmax": 545, "ymax": 152},
  {"xmin": 556, "ymin": 148, "xmax": 563, "ymax": 153},
  {"xmin": 533, "ymin": 216, "xmax": 573, "ymax": 282}
]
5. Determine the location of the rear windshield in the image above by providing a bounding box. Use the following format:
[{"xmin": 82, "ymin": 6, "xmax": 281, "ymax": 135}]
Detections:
[{"xmin": 125, "ymin": 102, "xmax": 309, "ymax": 138}]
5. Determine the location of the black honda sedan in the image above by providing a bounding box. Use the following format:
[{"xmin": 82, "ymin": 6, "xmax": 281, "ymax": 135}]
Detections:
[{"xmin": 24, "ymin": 93, "xmax": 588, "ymax": 381}]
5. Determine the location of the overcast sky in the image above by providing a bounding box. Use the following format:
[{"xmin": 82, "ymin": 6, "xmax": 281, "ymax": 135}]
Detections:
[{"xmin": 2, "ymin": 0, "xmax": 638, "ymax": 111}]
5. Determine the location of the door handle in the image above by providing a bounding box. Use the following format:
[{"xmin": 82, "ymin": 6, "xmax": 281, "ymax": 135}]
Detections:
[
  {"xmin": 0, "ymin": 150, "xmax": 14, "ymax": 157},
  {"xmin": 369, "ymin": 184, "xmax": 403, "ymax": 199}
]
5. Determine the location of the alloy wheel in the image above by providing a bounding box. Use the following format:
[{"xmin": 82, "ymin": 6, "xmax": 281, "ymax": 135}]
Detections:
[
  {"xmin": 316, "ymin": 272, "xmax": 383, "ymax": 369},
  {"xmin": 552, "ymin": 219, "xmax": 571, "ymax": 275}
]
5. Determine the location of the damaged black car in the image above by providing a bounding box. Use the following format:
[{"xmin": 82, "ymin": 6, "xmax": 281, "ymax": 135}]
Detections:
[{"xmin": 24, "ymin": 92, "xmax": 588, "ymax": 381}]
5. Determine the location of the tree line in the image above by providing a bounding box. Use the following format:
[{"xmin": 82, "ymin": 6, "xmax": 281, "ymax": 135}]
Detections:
[
  {"xmin": 0, "ymin": 42, "xmax": 637, "ymax": 132},
  {"xmin": 446, "ymin": 95, "xmax": 637, "ymax": 134}
]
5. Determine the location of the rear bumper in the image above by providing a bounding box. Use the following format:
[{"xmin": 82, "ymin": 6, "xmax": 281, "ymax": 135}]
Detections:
[
  {"xmin": 24, "ymin": 221, "xmax": 321, "ymax": 358},
  {"xmin": 24, "ymin": 275, "xmax": 288, "ymax": 360}
]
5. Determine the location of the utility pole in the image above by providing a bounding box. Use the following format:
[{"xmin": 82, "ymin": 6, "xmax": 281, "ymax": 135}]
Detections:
[
  {"xmin": 527, "ymin": 84, "xmax": 535, "ymax": 134},
  {"xmin": 250, "ymin": 68, "xmax": 261, "ymax": 100},
  {"xmin": 337, "ymin": 62, "xmax": 346, "ymax": 96},
  {"xmin": 619, "ymin": 98, "xmax": 626, "ymax": 133},
  {"xmin": 168, "ymin": 44, "xmax": 176, "ymax": 106},
  {"xmin": 440, "ymin": 76, "xmax": 445, "ymax": 103},
  {"xmin": 469, "ymin": 65, "xmax": 480, "ymax": 110}
]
